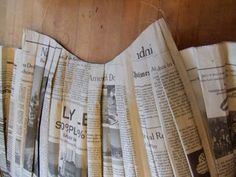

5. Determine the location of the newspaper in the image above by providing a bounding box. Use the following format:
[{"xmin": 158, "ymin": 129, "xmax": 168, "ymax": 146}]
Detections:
[
  {"xmin": 132, "ymin": 25, "xmax": 191, "ymax": 176},
  {"xmin": 130, "ymin": 28, "xmax": 174, "ymax": 176},
  {"xmin": 224, "ymin": 42, "xmax": 236, "ymax": 157},
  {"xmin": 87, "ymin": 64, "xmax": 104, "ymax": 177},
  {"xmin": 111, "ymin": 54, "xmax": 151, "ymax": 176},
  {"xmin": 195, "ymin": 44, "xmax": 235, "ymax": 176},
  {"xmin": 0, "ymin": 46, "xmax": 5, "ymax": 175},
  {"xmin": 159, "ymin": 20, "xmax": 221, "ymax": 176},
  {"xmin": 180, "ymin": 47, "xmax": 212, "ymax": 167},
  {"xmin": 106, "ymin": 59, "xmax": 131, "ymax": 177},
  {"xmin": 0, "ymin": 47, "xmax": 15, "ymax": 175},
  {"xmin": 181, "ymin": 43, "xmax": 236, "ymax": 176},
  {"xmin": 7, "ymin": 30, "xmax": 40, "ymax": 176},
  {"xmin": 38, "ymin": 40, "xmax": 62, "ymax": 177},
  {"xmin": 0, "ymin": 46, "xmax": 7, "ymax": 175},
  {"xmin": 32, "ymin": 41, "xmax": 54, "ymax": 177},
  {"xmin": 1, "ymin": 47, "xmax": 15, "ymax": 139},
  {"xmin": 1, "ymin": 18, "xmax": 236, "ymax": 177},
  {"xmin": 102, "ymin": 60, "xmax": 125, "ymax": 177},
  {"xmin": 21, "ymin": 35, "xmax": 62, "ymax": 177},
  {"xmin": 147, "ymin": 56, "xmax": 192, "ymax": 177},
  {"xmin": 6, "ymin": 49, "xmax": 23, "ymax": 177},
  {"xmin": 47, "ymin": 51, "xmax": 90, "ymax": 177},
  {"xmin": 180, "ymin": 48, "xmax": 207, "ymax": 118},
  {"xmin": 19, "ymin": 31, "xmax": 92, "ymax": 177},
  {"xmin": 22, "ymin": 32, "xmax": 51, "ymax": 177}
]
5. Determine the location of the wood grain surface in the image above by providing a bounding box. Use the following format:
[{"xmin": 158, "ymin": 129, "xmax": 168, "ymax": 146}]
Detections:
[{"xmin": 0, "ymin": 0, "xmax": 236, "ymax": 63}]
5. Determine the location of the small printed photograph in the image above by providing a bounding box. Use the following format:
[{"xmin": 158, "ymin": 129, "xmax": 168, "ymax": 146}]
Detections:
[
  {"xmin": 33, "ymin": 155, "xmax": 39, "ymax": 177},
  {"xmin": 228, "ymin": 111, "xmax": 236, "ymax": 148},
  {"xmin": 39, "ymin": 76, "xmax": 49, "ymax": 102},
  {"xmin": 208, "ymin": 117, "xmax": 233, "ymax": 159},
  {"xmin": 102, "ymin": 85, "xmax": 118, "ymax": 126},
  {"xmin": 110, "ymin": 129, "xmax": 123, "ymax": 159},
  {"xmin": 15, "ymin": 139, "xmax": 21, "ymax": 165},
  {"xmin": 102, "ymin": 127, "xmax": 111, "ymax": 157},
  {"xmin": 23, "ymin": 147, "xmax": 34, "ymax": 171},
  {"xmin": 48, "ymin": 142, "xmax": 60, "ymax": 177},
  {"xmin": 58, "ymin": 150, "xmax": 87, "ymax": 177},
  {"xmin": 28, "ymin": 93, "xmax": 39, "ymax": 127},
  {"xmin": 187, "ymin": 149, "xmax": 210, "ymax": 177},
  {"xmin": 23, "ymin": 125, "xmax": 36, "ymax": 171},
  {"xmin": 33, "ymin": 141, "xmax": 39, "ymax": 176}
]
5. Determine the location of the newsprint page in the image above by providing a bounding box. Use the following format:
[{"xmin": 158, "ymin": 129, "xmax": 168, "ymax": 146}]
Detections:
[
  {"xmin": 0, "ymin": 18, "xmax": 236, "ymax": 177},
  {"xmin": 181, "ymin": 43, "xmax": 236, "ymax": 177}
]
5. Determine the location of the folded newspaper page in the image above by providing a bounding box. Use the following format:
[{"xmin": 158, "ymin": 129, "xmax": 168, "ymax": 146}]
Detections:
[
  {"xmin": 130, "ymin": 26, "xmax": 175, "ymax": 176},
  {"xmin": 102, "ymin": 62, "xmax": 125, "ymax": 177},
  {"xmin": 160, "ymin": 20, "xmax": 219, "ymax": 176},
  {"xmin": 180, "ymin": 47, "xmax": 212, "ymax": 165},
  {"xmin": 1, "ymin": 47, "xmax": 15, "ymax": 138},
  {"xmin": 0, "ymin": 46, "xmax": 6, "ymax": 175},
  {"xmin": 47, "ymin": 52, "xmax": 90, "ymax": 177},
  {"xmin": 224, "ymin": 42, "xmax": 236, "ymax": 157},
  {"xmin": 87, "ymin": 64, "xmax": 104, "ymax": 177},
  {"xmin": 103, "ymin": 56, "xmax": 151, "ymax": 177},
  {"xmin": 127, "ymin": 19, "xmax": 211, "ymax": 177},
  {"xmin": 133, "ymin": 57, "xmax": 175, "ymax": 177},
  {"xmin": 105, "ymin": 56, "xmax": 151, "ymax": 177},
  {"xmin": 6, "ymin": 49, "xmax": 23, "ymax": 177},
  {"xmin": 38, "ymin": 40, "xmax": 61, "ymax": 177},
  {"xmin": 18, "ymin": 30, "xmax": 95, "ymax": 177},
  {"xmin": 7, "ymin": 32, "xmax": 39, "ymax": 177},
  {"xmin": 101, "ymin": 18, "xmax": 212, "ymax": 177},
  {"xmin": 0, "ymin": 47, "xmax": 15, "ymax": 176},
  {"xmin": 181, "ymin": 43, "xmax": 235, "ymax": 177},
  {"xmin": 180, "ymin": 48, "xmax": 207, "ymax": 118},
  {"xmin": 46, "ymin": 52, "xmax": 66, "ymax": 177},
  {"xmin": 22, "ymin": 31, "xmax": 51, "ymax": 177},
  {"xmin": 32, "ymin": 40, "xmax": 58, "ymax": 176}
]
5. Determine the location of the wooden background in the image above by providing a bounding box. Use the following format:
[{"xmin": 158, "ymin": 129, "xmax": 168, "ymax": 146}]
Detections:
[{"xmin": 0, "ymin": 0, "xmax": 236, "ymax": 63}]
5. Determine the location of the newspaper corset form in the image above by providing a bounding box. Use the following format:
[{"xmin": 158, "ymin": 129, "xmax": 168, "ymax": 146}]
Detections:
[{"xmin": 0, "ymin": 18, "xmax": 235, "ymax": 177}]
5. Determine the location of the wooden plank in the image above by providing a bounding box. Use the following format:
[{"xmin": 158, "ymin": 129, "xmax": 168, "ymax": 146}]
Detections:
[{"xmin": 0, "ymin": 0, "xmax": 236, "ymax": 63}]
